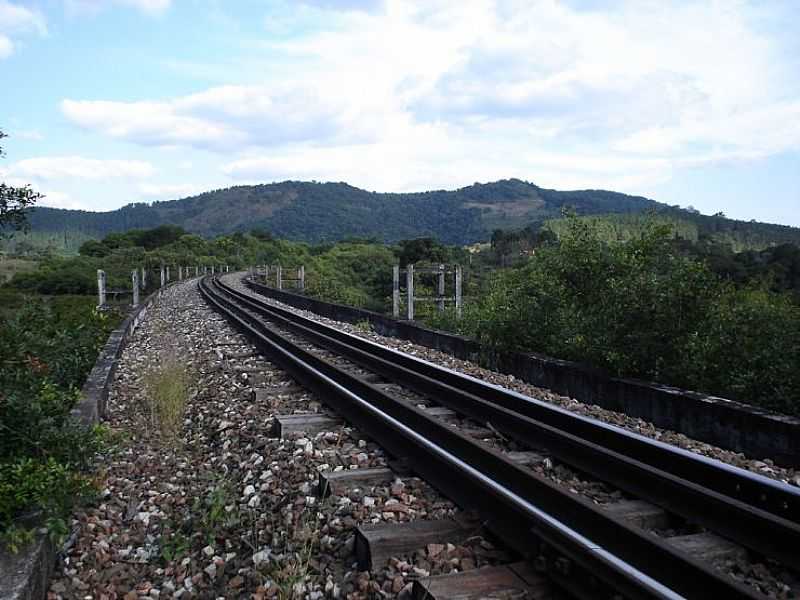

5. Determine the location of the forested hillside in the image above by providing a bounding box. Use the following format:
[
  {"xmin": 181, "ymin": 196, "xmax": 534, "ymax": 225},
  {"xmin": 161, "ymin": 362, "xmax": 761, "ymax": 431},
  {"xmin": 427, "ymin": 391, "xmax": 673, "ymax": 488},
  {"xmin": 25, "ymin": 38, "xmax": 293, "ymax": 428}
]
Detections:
[{"xmin": 21, "ymin": 179, "xmax": 800, "ymax": 249}]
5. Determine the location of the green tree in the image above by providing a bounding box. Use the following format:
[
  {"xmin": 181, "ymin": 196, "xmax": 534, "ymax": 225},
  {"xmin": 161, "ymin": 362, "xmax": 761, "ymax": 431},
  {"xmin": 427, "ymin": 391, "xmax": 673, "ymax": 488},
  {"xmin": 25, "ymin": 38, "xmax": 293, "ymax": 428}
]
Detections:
[{"xmin": 0, "ymin": 130, "xmax": 41, "ymax": 237}]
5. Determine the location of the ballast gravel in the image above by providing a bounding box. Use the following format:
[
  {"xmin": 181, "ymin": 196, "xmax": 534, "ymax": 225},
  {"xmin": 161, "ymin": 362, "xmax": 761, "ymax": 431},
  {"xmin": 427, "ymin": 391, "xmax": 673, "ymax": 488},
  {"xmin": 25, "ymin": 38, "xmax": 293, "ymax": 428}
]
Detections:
[
  {"xmin": 46, "ymin": 280, "xmax": 502, "ymax": 600},
  {"xmin": 45, "ymin": 276, "xmax": 799, "ymax": 600},
  {"xmin": 221, "ymin": 273, "xmax": 800, "ymax": 489}
]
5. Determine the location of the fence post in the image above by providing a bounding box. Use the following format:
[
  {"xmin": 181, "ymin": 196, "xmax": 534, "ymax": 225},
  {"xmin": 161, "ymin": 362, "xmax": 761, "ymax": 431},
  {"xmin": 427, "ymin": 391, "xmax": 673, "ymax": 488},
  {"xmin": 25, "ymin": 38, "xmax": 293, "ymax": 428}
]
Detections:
[
  {"xmin": 225, "ymin": 265, "xmax": 229, "ymax": 273},
  {"xmin": 166, "ymin": 266, "xmax": 171, "ymax": 282},
  {"xmin": 392, "ymin": 265, "xmax": 400, "ymax": 318},
  {"xmin": 455, "ymin": 265, "xmax": 463, "ymax": 318},
  {"xmin": 276, "ymin": 264, "xmax": 282, "ymax": 290},
  {"xmin": 437, "ymin": 263, "xmax": 446, "ymax": 312},
  {"xmin": 211, "ymin": 264, "xmax": 215, "ymax": 275},
  {"xmin": 406, "ymin": 264, "xmax": 414, "ymax": 320},
  {"xmin": 97, "ymin": 269, "xmax": 106, "ymax": 308},
  {"xmin": 298, "ymin": 265, "xmax": 305, "ymax": 292},
  {"xmin": 132, "ymin": 270, "xmax": 140, "ymax": 307},
  {"xmin": 141, "ymin": 267, "xmax": 147, "ymax": 290},
  {"xmin": 160, "ymin": 266, "xmax": 166, "ymax": 288},
  {"xmin": 178, "ymin": 266, "xmax": 183, "ymax": 281}
]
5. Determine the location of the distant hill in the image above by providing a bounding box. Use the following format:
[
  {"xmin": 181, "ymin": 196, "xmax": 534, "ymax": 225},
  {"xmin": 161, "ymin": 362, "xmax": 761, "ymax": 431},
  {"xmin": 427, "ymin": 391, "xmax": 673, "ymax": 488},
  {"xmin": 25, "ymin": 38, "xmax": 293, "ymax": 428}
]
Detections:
[{"xmin": 22, "ymin": 179, "xmax": 800, "ymax": 247}]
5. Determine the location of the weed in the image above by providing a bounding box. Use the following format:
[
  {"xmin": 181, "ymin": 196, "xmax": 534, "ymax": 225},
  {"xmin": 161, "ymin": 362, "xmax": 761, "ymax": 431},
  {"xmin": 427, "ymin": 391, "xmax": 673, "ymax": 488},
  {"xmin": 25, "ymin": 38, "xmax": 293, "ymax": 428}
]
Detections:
[
  {"xmin": 260, "ymin": 508, "xmax": 319, "ymax": 599},
  {"xmin": 0, "ymin": 524, "xmax": 35, "ymax": 553},
  {"xmin": 160, "ymin": 528, "xmax": 191, "ymax": 563},
  {"xmin": 195, "ymin": 478, "xmax": 239, "ymax": 544},
  {"xmin": 144, "ymin": 357, "xmax": 191, "ymax": 441},
  {"xmin": 354, "ymin": 319, "xmax": 372, "ymax": 334}
]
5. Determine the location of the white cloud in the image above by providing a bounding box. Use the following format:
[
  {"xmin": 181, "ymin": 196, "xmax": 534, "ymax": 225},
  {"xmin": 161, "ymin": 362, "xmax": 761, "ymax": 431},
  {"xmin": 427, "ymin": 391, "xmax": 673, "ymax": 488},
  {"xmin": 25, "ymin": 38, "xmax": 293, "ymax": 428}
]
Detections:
[
  {"xmin": 61, "ymin": 0, "xmax": 800, "ymax": 194},
  {"xmin": 64, "ymin": 0, "xmax": 171, "ymax": 17},
  {"xmin": 0, "ymin": 33, "xmax": 11, "ymax": 58},
  {"xmin": 0, "ymin": 0, "xmax": 46, "ymax": 59},
  {"xmin": 139, "ymin": 182, "xmax": 203, "ymax": 198},
  {"xmin": 10, "ymin": 156, "xmax": 155, "ymax": 180},
  {"xmin": 0, "ymin": 1, "xmax": 46, "ymax": 33},
  {"xmin": 38, "ymin": 190, "xmax": 94, "ymax": 211}
]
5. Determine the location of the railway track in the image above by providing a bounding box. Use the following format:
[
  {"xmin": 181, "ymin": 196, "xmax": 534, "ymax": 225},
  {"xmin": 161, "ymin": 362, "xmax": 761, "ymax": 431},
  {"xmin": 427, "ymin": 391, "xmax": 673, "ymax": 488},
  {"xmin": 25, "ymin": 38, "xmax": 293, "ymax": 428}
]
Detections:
[{"xmin": 200, "ymin": 274, "xmax": 800, "ymax": 599}]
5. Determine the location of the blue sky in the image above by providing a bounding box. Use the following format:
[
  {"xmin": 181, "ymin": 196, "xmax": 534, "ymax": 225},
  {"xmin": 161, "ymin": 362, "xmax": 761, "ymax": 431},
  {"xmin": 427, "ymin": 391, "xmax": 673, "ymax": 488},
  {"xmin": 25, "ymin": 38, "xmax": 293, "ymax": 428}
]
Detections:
[{"xmin": 1, "ymin": 0, "xmax": 798, "ymax": 226}]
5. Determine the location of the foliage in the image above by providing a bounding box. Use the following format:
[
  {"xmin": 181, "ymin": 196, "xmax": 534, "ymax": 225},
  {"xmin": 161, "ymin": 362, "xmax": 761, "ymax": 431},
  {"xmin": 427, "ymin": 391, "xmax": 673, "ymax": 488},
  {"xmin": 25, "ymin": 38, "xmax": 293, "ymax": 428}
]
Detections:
[
  {"xmin": 0, "ymin": 130, "xmax": 41, "ymax": 239},
  {"xmin": 0, "ymin": 257, "xmax": 38, "ymax": 284},
  {"xmin": 0, "ymin": 295, "xmax": 114, "ymax": 546},
  {"xmin": 304, "ymin": 242, "xmax": 396, "ymax": 311},
  {"xmin": 459, "ymin": 216, "xmax": 800, "ymax": 416},
  {"xmin": 24, "ymin": 178, "xmax": 799, "ymax": 248},
  {"xmin": 396, "ymin": 237, "xmax": 450, "ymax": 266}
]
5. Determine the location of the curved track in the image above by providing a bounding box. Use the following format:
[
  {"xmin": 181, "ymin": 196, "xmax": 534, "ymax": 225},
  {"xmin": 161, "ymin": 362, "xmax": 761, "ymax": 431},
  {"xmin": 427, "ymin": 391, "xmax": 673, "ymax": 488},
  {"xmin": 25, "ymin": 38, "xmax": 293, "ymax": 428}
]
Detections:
[{"xmin": 201, "ymin": 274, "xmax": 800, "ymax": 599}]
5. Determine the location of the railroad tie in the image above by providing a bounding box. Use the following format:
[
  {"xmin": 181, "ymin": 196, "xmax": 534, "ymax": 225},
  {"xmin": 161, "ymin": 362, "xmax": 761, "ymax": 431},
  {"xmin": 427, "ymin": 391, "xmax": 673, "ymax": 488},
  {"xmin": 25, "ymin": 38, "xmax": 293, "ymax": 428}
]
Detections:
[
  {"xmin": 412, "ymin": 562, "xmax": 552, "ymax": 600},
  {"xmin": 355, "ymin": 518, "xmax": 480, "ymax": 571},
  {"xmin": 317, "ymin": 467, "xmax": 395, "ymax": 497},
  {"xmin": 269, "ymin": 414, "xmax": 343, "ymax": 438},
  {"xmin": 667, "ymin": 532, "xmax": 748, "ymax": 564}
]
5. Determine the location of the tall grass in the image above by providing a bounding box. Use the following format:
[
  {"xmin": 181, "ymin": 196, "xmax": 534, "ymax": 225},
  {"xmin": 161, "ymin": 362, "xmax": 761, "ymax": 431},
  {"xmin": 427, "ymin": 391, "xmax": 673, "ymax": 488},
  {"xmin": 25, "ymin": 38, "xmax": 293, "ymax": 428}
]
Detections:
[{"xmin": 145, "ymin": 358, "xmax": 191, "ymax": 441}]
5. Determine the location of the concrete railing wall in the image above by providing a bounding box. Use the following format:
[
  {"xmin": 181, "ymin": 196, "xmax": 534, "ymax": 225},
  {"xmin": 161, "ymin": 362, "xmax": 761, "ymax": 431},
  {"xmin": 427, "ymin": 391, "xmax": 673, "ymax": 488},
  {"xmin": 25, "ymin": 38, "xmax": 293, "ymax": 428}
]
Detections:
[{"xmin": 246, "ymin": 279, "xmax": 800, "ymax": 468}]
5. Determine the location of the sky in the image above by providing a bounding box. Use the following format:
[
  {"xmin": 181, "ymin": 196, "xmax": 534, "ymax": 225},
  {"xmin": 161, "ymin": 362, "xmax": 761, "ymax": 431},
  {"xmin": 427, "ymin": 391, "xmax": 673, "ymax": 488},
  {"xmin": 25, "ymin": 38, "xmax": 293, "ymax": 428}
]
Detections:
[{"xmin": 0, "ymin": 0, "xmax": 798, "ymax": 226}]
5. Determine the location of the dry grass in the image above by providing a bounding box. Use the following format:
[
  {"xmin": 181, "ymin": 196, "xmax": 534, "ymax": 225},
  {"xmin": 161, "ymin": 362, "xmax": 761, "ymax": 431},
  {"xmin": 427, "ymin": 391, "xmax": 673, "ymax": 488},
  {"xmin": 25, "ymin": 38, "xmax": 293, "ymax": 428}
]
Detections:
[{"xmin": 144, "ymin": 358, "xmax": 191, "ymax": 441}]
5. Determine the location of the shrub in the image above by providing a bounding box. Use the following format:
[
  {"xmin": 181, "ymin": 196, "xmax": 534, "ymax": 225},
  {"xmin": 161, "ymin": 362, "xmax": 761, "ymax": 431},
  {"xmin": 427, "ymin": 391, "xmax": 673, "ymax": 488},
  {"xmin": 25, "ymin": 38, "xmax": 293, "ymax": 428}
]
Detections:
[
  {"xmin": 459, "ymin": 216, "xmax": 800, "ymax": 416},
  {"xmin": 0, "ymin": 295, "xmax": 114, "ymax": 546}
]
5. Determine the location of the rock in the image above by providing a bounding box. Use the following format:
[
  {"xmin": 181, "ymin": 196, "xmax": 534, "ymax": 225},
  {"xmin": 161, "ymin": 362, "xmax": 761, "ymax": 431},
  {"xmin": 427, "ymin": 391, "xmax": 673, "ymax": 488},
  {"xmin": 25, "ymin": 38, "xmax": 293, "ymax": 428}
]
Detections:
[
  {"xmin": 398, "ymin": 582, "xmax": 414, "ymax": 600},
  {"xmin": 253, "ymin": 548, "xmax": 272, "ymax": 565},
  {"xmin": 460, "ymin": 558, "xmax": 476, "ymax": 571},
  {"xmin": 427, "ymin": 543, "xmax": 444, "ymax": 558}
]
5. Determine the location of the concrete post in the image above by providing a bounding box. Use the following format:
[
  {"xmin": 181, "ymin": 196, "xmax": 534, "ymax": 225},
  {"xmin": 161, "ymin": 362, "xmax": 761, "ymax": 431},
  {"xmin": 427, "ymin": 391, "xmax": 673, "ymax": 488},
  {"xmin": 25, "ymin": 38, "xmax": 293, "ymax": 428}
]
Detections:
[
  {"xmin": 297, "ymin": 266, "xmax": 305, "ymax": 292},
  {"xmin": 455, "ymin": 265, "xmax": 463, "ymax": 318},
  {"xmin": 406, "ymin": 264, "xmax": 414, "ymax": 320},
  {"xmin": 195, "ymin": 265, "xmax": 199, "ymax": 277},
  {"xmin": 211, "ymin": 264, "xmax": 215, "ymax": 275},
  {"xmin": 437, "ymin": 263, "xmax": 446, "ymax": 312},
  {"xmin": 392, "ymin": 265, "xmax": 400, "ymax": 318},
  {"xmin": 203, "ymin": 265, "xmax": 208, "ymax": 275},
  {"xmin": 97, "ymin": 269, "xmax": 106, "ymax": 308},
  {"xmin": 178, "ymin": 266, "xmax": 183, "ymax": 281},
  {"xmin": 225, "ymin": 265, "xmax": 229, "ymax": 273},
  {"xmin": 166, "ymin": 266, "xmax": 170, "ymax": 282},
  {"xmin": 276, "ymin": 264, "xmax": 282, "ymax": 290},
  {"xmin": 160, "ymin": 266, "xmax": 166, "ymax": 288},
  {"xmin": 141, "ymin": 267, "xmax": 147, "ymax": 290},
  {"xmin": 132, "ymin": 270, "xmax": 140, "ymax": 307}
]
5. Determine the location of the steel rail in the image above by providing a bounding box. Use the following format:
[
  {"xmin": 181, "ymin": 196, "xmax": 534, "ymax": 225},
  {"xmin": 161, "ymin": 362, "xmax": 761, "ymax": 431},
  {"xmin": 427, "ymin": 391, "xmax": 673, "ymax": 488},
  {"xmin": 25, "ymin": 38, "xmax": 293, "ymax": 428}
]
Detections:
[
  {"xmin": 200, "ymin": 276, "xmax": 761, "ymax": 600},
  {"xmin": 232, "ymin": 277, "xmax": 800, "ymax": 568},
  {"xmin": 243, "ymin": 279, "xmax": 799, "ymax": 521}
]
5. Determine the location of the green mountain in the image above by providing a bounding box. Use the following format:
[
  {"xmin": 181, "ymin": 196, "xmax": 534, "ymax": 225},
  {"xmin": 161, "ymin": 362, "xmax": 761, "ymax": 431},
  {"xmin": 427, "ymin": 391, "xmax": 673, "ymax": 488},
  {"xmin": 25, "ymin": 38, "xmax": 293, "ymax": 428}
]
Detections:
[{"xmin": 22, "ymin": 179, "xmax": 800, "ymax": 247}]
